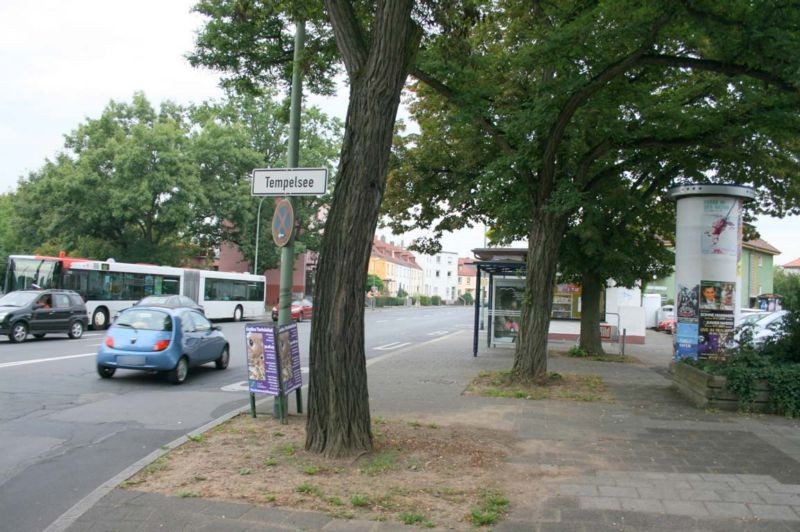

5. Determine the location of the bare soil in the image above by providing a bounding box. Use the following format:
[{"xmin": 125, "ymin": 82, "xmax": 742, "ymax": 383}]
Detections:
[{"xmin": 125, "ymin": 373, "xmax": 609, "ymax": 529}]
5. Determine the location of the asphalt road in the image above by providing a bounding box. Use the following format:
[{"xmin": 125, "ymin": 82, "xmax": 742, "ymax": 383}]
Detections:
[{"xmin": 0, "ymin": 305, "xmax": 476, "ymax": 532}]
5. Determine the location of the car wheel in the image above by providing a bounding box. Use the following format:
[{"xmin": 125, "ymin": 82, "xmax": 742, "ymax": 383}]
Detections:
[
  {"xmin": 233, "ymin": 305, "xmax": 243, "ymax": 322},
  {"xmin": 92, "ymin": 308, "xmax": 109, "ymax": 330},
  {"xmin": 215, "ymin": 346, "xmax": 230, "ymax": 370},
  {"xmin": 33, "ymin": 333, "xmax": 46, "ymax": 339},
  {"xmin": 9, "ymin": 322, "xmax": 28, "ymax": 343},
  {"xmin": 97, "ymin": 365, "xmax": 116, "ymax": 379},
  {"xmin": 168, "ymin": 356, "xmax": 189, "ymax": 385},
  {"xmin": 69, "ymin": 320, "xmax": 85, "ymax": 339}
]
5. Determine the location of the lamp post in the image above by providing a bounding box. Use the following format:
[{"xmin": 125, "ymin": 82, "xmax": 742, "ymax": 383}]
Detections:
[{"xmin": 254, "ymin": 196, "xmax": 266, "ymax": 275}]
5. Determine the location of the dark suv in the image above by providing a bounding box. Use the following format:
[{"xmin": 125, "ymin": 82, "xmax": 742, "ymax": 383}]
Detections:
[{"xmin": 0, "ymin": 289, "xmax": 89, "ymax": 343}]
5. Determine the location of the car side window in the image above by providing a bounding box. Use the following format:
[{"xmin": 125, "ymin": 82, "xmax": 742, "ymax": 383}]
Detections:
[
  {"xmin": 192, "ymin": 312, "xmax": 212, "ymax": 332},
  {"xmin": 53, "ymin": 294, "xmax": 71, "ymax": 308},
  {"xmin": 181, "ymin": 312, "xmax": 196, "ymax": 333}
]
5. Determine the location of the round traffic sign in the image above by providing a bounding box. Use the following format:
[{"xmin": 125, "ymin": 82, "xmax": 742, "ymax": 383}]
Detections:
[{"xmin": 272, "ymin": 199, "xmax": 294, "ymax": 247}]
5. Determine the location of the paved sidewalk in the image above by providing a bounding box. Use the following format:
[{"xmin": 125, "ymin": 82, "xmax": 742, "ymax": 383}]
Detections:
[{"xmin": 64, "ymin": 329, "xmax": 800, "ymax": 531}]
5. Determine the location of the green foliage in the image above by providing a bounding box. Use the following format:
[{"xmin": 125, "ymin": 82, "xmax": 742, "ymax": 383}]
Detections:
[
  {"xmin": 774, "ymin": 267, "xmax": 800, "ymax": 311},
  {"xmin": 430, "ymin": 295, "xmax": 442, "ymax": 306},
  {"xmin": 365, "ymin": 274, "xmax": 384, "ymax": 293},
  {"xmin": 398, "ymin": 512, "xmax": 434, "ymax": 527},
  {"xmin": 396, "ymin": 287, "xmax": 408, "ymax": 298},
  {"xmin": 360, "ymin": 451, "xmax": 399, "ymax": 476},
  {"xmin": 417, "ymin": 295, "xmax": 431, "ymax": 306},
  {"xmin": 568, "ymin": 346, "xmax": 589, "ymax": 358},
  {"xmin": 8, "ymin": 92, "xmax": 341, "ymax": 267},
  {"xmin": 350, "ymin": 494, "xmax": 369, "ymax": 507},
  {"xmin": 462, "ymin": 292, "xmax": 474, "ymax": 305},
  {"xmin": 296, "ymin": 481, "xmax": 323, "ymax": 496}
]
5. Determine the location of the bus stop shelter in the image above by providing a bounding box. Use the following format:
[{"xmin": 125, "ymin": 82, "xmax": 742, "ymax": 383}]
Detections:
[{"xmin": 471, "ymin": 248, "xmax": 527, "ymax": 357}]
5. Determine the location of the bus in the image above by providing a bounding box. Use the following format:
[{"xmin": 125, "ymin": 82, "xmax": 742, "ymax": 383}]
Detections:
[{"xmin": 3, "ymin": 254, "xmax": 266, "ymax": 328}]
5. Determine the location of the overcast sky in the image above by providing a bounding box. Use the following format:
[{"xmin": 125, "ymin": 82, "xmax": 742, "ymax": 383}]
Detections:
[{"xmin": 1, "ymin": 1, "xmax": 797, "ymax": 262}]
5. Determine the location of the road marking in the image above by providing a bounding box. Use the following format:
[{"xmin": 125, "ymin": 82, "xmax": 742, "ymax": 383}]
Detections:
[
  {"xmin": 0, "ymin": 352, "xmax": 96, "ymax": 369},
  {"xmin": 367, "ymin": 330, "xmax": 463, "ymax": 367},
  {"xmin": 221, "ymin": 367, "xmax": 309, "ymax": 392},
  {"xmin": 426, "ymin": 330, "xmax": 449, "ymax": 336},
  {"xmin": 373, "ymin": 342, "xmax": 412, "ymax": 351}
]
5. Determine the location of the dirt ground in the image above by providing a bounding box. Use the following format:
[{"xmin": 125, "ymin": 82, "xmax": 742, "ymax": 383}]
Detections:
[{"xmin": 125, "ymin": 372, "xmax": 609, "ymax": 529}]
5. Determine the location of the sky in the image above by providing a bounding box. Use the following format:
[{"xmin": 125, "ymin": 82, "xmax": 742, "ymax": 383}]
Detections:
[{"xmin": 1, "ymin": 1, "xmax": 797, "ymax": 263}]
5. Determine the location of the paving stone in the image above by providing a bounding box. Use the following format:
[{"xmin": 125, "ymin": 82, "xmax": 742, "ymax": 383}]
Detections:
[
  {"xmin": 747, "ymin": 504, "xmax": 800, "ymax": 521},
  {"xmin": 688, "ymin": 481, "xmax": 731, "ymax": 491},
  {"xmin": 637, "ymin": 487, "xmax": 681, "ymax": 500},
  {"xmin": 738, "ymin": 474, "xmax": 777, "ymax": 484},
  {"xmin": 703, "ymin": 502, "xmax": 752, "ymax": 519},
  {"xmin": 661, "ymin": 500, "xmax": 709, "ymax": 517},
  {"xmin": 558, "ymin": 484, "xmax": 598, "ymax": 497},
  {"xmin": 678, "ymin": 489, "xmax": 722, "ymax": 502},
  {"xmin": 718, "ymin": 491, "xmax": 764, "ymax": 504},
  {"xmin": 770, "ymin": 484, "xmax": 800, "ymax": 494},
  {"xmin": 578, "ymin": 497, "xmax": 621, "ymax": 511},
  {"xmin": 726, "ymin": 481, "xmax": 771, "ymax": 492},
  {"xmin": 759, "ymin": 492, "xmax": 800, "ymax": 505},
  {"xmin": 618, "ymin": 497, "xmax": 665, "ymax": 513},
  {"xmin": 597, "ymin": 486, "xmax": 639, "ymax": 498}
]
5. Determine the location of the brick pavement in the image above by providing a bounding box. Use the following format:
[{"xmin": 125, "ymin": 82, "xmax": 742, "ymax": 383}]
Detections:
[{"xmin": 62, "ymin": 328, "xmax": 800, "ymax": 531}]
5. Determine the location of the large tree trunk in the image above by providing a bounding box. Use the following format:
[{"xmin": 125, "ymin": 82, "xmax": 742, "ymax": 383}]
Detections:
[
  {"xmin": 513, "ymin": 210, "xmax": 568, "ymax": 382},
  {"xmin": 305, "ymin": 1, "xmax": 418, "ymax": 458},
  {"xmin": 578, "ymin": 271, "xmax": 605, "ymax": 355}
]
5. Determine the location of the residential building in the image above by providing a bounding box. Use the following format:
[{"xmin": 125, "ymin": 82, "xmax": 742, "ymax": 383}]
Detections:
[
  {"xmin": 782, "ymin": 257, "xmax": 800, "ymax": 275},
  {"xmin": 368, "ymin": 237, "xmax": 423, "ymax": 296},
  {"xmin": 414, "ymin": 250, "xmax": 459, "ymax": 303},
  {"xmin": 457, "ymin": 258, "xmax": 479, "ymax": 301}
]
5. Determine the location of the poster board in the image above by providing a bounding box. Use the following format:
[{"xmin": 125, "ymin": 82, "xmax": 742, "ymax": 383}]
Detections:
[{"xmin": 246, "ymin": 322, "xmax": 302, "ymax": 395}]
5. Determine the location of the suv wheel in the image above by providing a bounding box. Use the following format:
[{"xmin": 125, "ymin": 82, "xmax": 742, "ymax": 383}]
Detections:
[
  {"xmin": 9, "ymin": 322, "xmax": 28, "ymax": 343},
  {"xmin": 69, "ymin": 321, "xmax": 85, "ymax": 339}
]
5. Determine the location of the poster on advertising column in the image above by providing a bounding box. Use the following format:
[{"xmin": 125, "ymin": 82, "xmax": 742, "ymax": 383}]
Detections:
[
  {"xmin": 701, "ymin": 198, "xmax": 739, "ymax": 257},
  {"xmin": 698, "ymin": 280, "xmax": 735, "ymax": 360},
  {"xmin": 674, "ymin": 284, "xmax": 699, "ymax": 360},
  {"xmin": 246, "ymin": 323, "xmax": 279, "ymax": 394},
  {"xmin": 276, "ymin": 323, "xmax": 303, "ymax": 394}
]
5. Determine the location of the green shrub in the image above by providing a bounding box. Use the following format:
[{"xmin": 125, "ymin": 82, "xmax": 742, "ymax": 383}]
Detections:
[
  {"xmin": 431, "ymin": 295, "xmax": 442, "ymax": 305},
  {"xmin": 418, "ymin": 295, "xmax": 431, "ymax": 306}
]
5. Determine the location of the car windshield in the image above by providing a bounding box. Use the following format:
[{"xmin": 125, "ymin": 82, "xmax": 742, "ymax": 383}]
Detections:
[
  {"xmin": 741, "ymin": 313, "xmax": 768, "ymax": 326},
  {"xmin": 0, "ymin": 291, "xmax": 40, "ymax": 307},
  {"xmin": 115, "ymin": 309, "xmax": 172, "ymax": 331}
]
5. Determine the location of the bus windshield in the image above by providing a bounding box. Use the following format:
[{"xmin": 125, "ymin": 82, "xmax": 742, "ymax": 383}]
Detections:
[{"xmin": 4, "ymin": 257, "xmax": 60, "ymax": 292}]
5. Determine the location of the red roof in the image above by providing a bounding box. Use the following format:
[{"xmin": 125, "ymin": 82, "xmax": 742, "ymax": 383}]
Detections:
[
  {"xmin": 743, "ymin": 238, "xmax": 780, "ymax": 255},
  {"xmin": 370, "ymin": 238, "xmax": 422, "ymax": 270},
  {"xmin": 783, "ymin": 257, "xmax": 800, "ymax": 268}
]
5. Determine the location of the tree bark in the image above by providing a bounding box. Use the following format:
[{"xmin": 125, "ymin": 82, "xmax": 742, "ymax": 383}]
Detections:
[
  {"xmin": 512, "ymin": 210, "xmax": 568, "ymax": 382},
  {"xmin": 578, "ymin": 271, "xmax": 605, "ymax": 355},
  {"xmin": 305, "ymin": 0, "xmax": 418, "ymax": 458}
]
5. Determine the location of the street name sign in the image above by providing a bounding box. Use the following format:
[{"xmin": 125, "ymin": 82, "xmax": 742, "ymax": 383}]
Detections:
[{"xmin": 252, "ymin": 167, "xmax": 328, "ymax": 196}]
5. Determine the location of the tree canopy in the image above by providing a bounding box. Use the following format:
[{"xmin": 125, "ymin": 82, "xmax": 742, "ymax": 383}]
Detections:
[{"xmin": 5, "ymin": 92, "xmax": 341, "ymax": 268}]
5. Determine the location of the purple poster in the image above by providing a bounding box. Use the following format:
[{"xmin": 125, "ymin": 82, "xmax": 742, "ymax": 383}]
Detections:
[
  {"xmin": 276, "ymin": 323, "xmax": 303, "ymax": 394},
  {"xmin": 246, "ymin": 323, "xmax": 281, "ymax": 395},
  {"xmin": 701, "ymin": 198, "xmax": 739, "ymax": 256}
]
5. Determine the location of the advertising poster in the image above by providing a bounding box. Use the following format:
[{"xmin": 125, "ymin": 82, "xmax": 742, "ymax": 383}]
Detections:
[
  {"xmin": 675, "ymin": 322, "xmax": 699, "ymax": 360},
  {"xmin": 276, "ymin": 323, "xmax": 303, "ymax": 394},
  {"xmin": 676, "ymin": 284, "xmax": 699, "ymax": 321},
  {"xmin": 701, "ymin": 198, "xmax": 739, "ymax": 256},
  {"xmin": 246, "ymin": 324, "xmax": 280, "ymax": 395},
  {"xmin": 698, "ymin": 280, "xmax": 735, "ymax": 360},
  {"xmin": 494, "ymin": 285, "xmax": 524, "ymax": 342}
]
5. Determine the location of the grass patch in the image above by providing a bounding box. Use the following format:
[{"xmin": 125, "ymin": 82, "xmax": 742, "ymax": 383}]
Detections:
[
  {"xmin": 187, "ymin": 434, "xmax": 204, "ymax": 443},
  {"xmin": 263, "ymin": 457, "xmax": 278, "ymax": 466},
  {"xmin": 465, "ymin": 370, "xmax": 612, "ymax": 402},
  {"xmin": 350, "ymin": 494, "xmax": 370, "ymax": 507},
  {"xmin": 399, "ymin": 512, "xmax": 435, "ymax": 527},
  {"xmin": 360, "ymin": 451, "xmax": 400, "ymax": 476},
  {"xmin": 303, "ymin": 466, "xmax": 321, "ymax": 475},
  {"xmin": 296, "ymin": 481, "xmax": 323, "ymax": 497},
  {"xmin": 470, "ymin": 490, "xmax": 509, "ymax": 525},
  {"xmin": 177, "ymin": 491, "xmax": 199, "ymax": 498}
]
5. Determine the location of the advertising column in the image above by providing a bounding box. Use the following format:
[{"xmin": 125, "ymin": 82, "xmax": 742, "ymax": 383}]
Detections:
[{"xmin": 671, "ymin": 184, "xmax": 754, "ymax": 361}]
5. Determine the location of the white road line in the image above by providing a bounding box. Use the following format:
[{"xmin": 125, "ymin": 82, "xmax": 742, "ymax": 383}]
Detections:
[
  {"xmin": 374, "ymin": 342, "xmax": 411, "ymax": 351},
  {"xmin": 0, "ymin": 352, "xmax": 96, "ymax": 369},
  {"xmin": 426, "ymin": 330, "xmax": 449, "ymax": 336}
]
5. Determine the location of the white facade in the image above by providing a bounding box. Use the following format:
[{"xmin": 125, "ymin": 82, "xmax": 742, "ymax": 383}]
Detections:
[{"xmin": 414, "ymin": 251, "xmax": 459, "ymax": 303}]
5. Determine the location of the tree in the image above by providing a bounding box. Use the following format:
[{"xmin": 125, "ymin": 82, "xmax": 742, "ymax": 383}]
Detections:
[
  {"xmin": 385, "ymin": 1, "xmax": 800, "ymax": 381},
  {"xmin": 192, "ymin": 0, "xmax": 421, "ymax": 457},
  {"xmin": 365, "ymin": 274, "xmax": 384, "ymax": 293},
  {"xmin": 774, "ymin": 267, "xmax": 800, "ymax": 312},
  {"xmin": 558, "ymin": 183, "xmax": 675, "ymax": 355}
]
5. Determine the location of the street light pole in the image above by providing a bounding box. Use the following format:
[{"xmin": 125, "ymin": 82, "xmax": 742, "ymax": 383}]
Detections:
[{"xmin": 254, "ymin": 196, "xmax": 266, "ymax": 275}]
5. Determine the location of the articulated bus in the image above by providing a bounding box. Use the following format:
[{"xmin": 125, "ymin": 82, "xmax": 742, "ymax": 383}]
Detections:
[{"xmin": 3, "ymin": 254, "xmax": 266, "ymax": 328}]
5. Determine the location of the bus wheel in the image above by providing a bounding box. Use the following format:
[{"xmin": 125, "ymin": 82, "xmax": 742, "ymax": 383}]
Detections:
[
  {"xmin": 92, "ymin": 308, "xmax": 109, "ymax": 330},
  {"xmin": 233, "ymin": 305, "xmax": 243, "ymax": 322}
]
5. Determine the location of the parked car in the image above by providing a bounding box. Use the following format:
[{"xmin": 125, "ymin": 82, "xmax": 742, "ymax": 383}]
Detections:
[
  {"xmin": 657, "ymin": 317, "xmax": 676, "ymax": 334},
  {"xmin": 0, "ymin": 289, "xmax": 88, "ymax": 343},
  {"xmin": 730, "ymin": 310, "xmax": 789, "ymax": 349},
  {"xmin": 96, "ymin": 306, "xmax": 229, "ymax": 384},
  {"xmin": 271, "ymin": 298, "xmax": 313, "ymax": 322}
]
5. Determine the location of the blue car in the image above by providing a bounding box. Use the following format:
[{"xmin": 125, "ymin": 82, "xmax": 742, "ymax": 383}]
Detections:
[{"xmin": 96, "ymin": 306, "xmax": 229, "ymax": 384}]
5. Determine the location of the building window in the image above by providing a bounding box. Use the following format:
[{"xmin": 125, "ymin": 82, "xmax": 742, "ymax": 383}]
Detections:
[
  {"xmin": 758, "ymin": 256, "xmax": 763, "ymax": 267},
  {"xmin": 447, "ymin": 271, "xmax": 451, "ymax": 277},
  {"xmin": 436, "ymin": 271, "xmax": 440, "ymax": 277}
]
